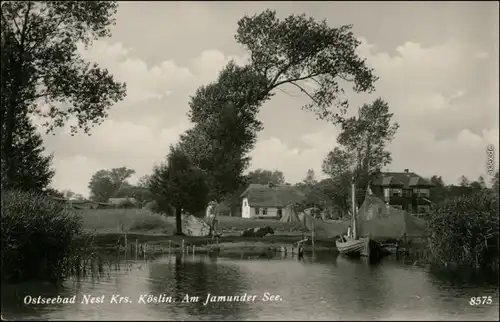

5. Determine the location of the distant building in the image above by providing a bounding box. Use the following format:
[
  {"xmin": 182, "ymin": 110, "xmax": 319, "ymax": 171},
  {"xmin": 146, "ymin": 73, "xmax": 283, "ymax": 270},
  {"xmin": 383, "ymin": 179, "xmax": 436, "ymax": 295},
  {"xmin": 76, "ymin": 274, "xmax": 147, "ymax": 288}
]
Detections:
[
  {"xmin": 240, "ymin": 183, "xmax": 306, "ymax": 219},
  {"xmin": 50, "ymin": 197, "xmax": 104, "ymax": 209},
  {"xmin": 108, "ymin": 197, "xmax": 137, "ymax": 207},
  {"xmin": 369, "ymin": 169, "xmax": 435, "ymax": 214}
]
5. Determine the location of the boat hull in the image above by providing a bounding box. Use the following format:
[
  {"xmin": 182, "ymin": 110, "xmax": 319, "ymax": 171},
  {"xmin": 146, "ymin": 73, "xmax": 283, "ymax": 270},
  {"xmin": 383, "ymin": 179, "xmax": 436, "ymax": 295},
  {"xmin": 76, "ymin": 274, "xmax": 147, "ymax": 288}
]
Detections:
[{"xmin": 336, "ymin": 237, "xmax": 370, "ymax": 257}]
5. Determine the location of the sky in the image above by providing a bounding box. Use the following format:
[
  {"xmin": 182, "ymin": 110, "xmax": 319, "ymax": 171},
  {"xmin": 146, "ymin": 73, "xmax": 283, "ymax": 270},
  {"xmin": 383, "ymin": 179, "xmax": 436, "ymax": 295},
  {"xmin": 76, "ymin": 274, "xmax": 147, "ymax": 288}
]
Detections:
[{"xmin": 40, "ymin": 1, "xmax": 499, "ymax": 197}]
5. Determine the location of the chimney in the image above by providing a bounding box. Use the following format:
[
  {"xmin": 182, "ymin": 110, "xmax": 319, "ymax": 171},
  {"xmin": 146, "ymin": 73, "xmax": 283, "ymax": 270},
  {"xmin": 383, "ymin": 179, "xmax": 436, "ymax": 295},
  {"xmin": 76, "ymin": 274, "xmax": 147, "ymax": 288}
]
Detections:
[{"xmin": 404, "ymin": 169, "xmax": 409, "ymax": 173}]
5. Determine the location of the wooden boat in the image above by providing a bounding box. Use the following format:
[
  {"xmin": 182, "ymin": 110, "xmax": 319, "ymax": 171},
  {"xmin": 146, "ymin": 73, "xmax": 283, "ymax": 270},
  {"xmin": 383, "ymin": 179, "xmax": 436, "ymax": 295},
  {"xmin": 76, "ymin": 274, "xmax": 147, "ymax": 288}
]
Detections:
[
  {"xmin": 336, "ymin": 179, "xmax": 382, "ymax": 259},
  {"xmin": 336, "ymin": 236, "xmax": 370, "ymax": 257}
]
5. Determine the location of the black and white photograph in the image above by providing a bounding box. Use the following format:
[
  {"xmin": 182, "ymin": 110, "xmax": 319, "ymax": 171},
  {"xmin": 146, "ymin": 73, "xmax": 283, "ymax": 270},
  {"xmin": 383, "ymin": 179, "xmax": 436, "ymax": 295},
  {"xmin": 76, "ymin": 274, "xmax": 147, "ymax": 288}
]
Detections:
[{"xmin": 1, "ymin": 1, "xmax": 499, "ymax": 321}]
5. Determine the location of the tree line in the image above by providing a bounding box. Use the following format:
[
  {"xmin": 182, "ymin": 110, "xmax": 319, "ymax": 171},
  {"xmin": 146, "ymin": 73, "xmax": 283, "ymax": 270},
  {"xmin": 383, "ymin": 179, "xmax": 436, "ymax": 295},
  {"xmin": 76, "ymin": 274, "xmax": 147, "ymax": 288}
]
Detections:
[{"xmin": 3, "ymin": 2, "xmax": 496, "ymax": 238}]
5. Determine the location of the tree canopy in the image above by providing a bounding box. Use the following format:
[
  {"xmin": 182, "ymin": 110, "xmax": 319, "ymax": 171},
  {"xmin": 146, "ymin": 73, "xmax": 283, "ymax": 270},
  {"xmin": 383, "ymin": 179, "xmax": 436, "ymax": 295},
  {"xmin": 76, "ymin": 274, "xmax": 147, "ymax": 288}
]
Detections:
[
  {"xmin": 178, "ymin": 9, "xmax": 377, "ymax": 205},
  {"xmin": 247, "ymin": 169, "xmax": 286, "ymax": 185},
  {"xmin": 88, "ymin": 167, "xmax": 135, "ymax": 202},
  {"xmin": 322, "ymin": 98, "xmax": 399, "ymax": 207},
  {"xmin": 149, "ymin": 146, "xmax": 209, "ymax": 235},
  {"xmin": 1, "ymin": 1, "xmax": 126, "ymax": 188}
]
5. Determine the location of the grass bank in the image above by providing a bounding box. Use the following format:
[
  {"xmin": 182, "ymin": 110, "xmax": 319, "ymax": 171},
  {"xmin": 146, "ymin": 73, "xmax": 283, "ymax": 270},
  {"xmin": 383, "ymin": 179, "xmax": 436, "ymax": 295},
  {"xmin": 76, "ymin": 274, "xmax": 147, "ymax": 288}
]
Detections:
[
  {"xmin": 76, "ymin": 209, "xmax": 340, "ymax": 255},
  {"xmin": 79, "ymin": 208, "xmax": 312, "ymax": 235}
]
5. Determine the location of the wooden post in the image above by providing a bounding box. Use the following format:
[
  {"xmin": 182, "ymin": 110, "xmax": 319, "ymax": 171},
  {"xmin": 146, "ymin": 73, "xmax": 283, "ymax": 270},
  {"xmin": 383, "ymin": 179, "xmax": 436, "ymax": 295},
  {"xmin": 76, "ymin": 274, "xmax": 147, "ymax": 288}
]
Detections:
[
  {"xmin": 192, "ymin": 244, "xmax": 195, "ymax": 255},
  {"xmin": 351, "ymin": 180, "xmax": 358, "ymax": 240},
  {"xmin": 312, "ymin": 220, "xmax": 315, "ymax": 252},
  {"xmin": 124, "ymin": 232, "xmax": 128, "ymax": 253},
  {"xmin": 181, "ymin": 239, "xmax": 185, "ymax": 254},
  {"xmin": 168, "ymin": 240, "xmax": 171, "ymax": 255},
  {"xmin": 135, "ymin": 239, "xmax": 139, "ymax": 258}
]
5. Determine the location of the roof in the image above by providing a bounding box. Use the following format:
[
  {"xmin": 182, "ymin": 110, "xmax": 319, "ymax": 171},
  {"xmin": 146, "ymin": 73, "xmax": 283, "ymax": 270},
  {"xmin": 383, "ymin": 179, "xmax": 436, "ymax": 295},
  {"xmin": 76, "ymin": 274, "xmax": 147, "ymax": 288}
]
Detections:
[
  {"xmin": 240, "ymin": 183, "xmax": 306, "ymax": 208},
  {"xmin": 108, "ymin": 197, "xmax": 137, "ymax": 204},
  {"xmin": 371, "ymin": 172, "xmax": 435, "ymax": 188}
]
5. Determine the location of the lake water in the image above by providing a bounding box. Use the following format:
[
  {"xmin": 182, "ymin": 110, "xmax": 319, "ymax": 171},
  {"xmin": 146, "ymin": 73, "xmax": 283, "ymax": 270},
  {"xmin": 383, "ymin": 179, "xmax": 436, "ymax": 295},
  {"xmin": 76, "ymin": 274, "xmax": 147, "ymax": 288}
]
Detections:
[{"xmin": 2, "ymin": 252, "xmax": 499, "ymax": 321}]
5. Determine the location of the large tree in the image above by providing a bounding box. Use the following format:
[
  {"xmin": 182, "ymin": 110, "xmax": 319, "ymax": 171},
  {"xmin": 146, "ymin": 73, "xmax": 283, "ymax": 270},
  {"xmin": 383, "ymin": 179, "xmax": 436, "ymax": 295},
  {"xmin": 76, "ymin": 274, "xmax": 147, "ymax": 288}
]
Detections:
[
  {"xmin": 149, "ymin": 146, "xmax": 209, "ymax": 235},
  {"xmin": 247, "ymin": 169, "xmax": 285, "ymax": 185},
  {"xmin": 323, "ymin": 98, "xmax": 399, "ymax": 207},
  {"xmin": 88, "ymin": 167, "xmax": 135, "ymax": 202},
  {"xmin": 183, "ymin": 9, "xmax": 377, "ymax": 204},
  {"xmin": 322, "ymin": 147, "xmax": 355, "ymax": 215},
  {"xmin": 1, "ymin": 1, "xmax": 126, "ymax": 188}
]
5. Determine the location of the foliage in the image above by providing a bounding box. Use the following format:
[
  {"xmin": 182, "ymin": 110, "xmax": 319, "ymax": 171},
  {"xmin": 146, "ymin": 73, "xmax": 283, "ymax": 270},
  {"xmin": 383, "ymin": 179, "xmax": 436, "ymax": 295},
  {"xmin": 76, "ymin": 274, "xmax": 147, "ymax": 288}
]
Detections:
[
  {"xmin": 247, "ymin": 168, "xmax": 285, "ymax": 185},
  {"xmin": 303, "ymin": 168, "xmax": 317, "ymax": 185},
  {"xmin": 44, "ymin": 187, "xmax": 65, "ymax": 198},
  {"xmin": 182, "ymin": 9, "xmax": 377, "ymax": 204},
  {"xmin": 429, "ymin": 175, "xmax": 493, "ymax": 204},
  {"xmin": 88, "ymin": 167, "xmax": 135, "ymax": 202},
  {"xmin": 492, "ymin": 170, "xmax": 499, "ymax": 194},
  {"xmin": 322, "ymin": 98, "xmax": 398, "ymax": 207},
  {"xmin": 426, "ymin": 189, "xmax": 499, "ymax": 269},
  {"xmin": 182, "ymin": 62, "xmax": 267, "ymax": 201},
  {"xmin": 1, "ymin": 190, "xmax": 83, "ymax": 283},
  {"xmin": 1, "ymin": 1, "xmax": 126, "ymax": 187},
  {"xmin": 0, "ymin": 111, "xmax": 54, "ymax": 192},
  {"xmin": 149, "ymin": 146, "xmax": 210, "ymax": 235},
  {"xmin": 235, "ymin": 9, "xmax": 377, "ymax": 123},
  {"xmin": 458, "ymin": 175, "xmax": 470, "ymax": 187},
  {"xmin": 129, "ymin": 215, "xmax": 169, "ymax": 232}
]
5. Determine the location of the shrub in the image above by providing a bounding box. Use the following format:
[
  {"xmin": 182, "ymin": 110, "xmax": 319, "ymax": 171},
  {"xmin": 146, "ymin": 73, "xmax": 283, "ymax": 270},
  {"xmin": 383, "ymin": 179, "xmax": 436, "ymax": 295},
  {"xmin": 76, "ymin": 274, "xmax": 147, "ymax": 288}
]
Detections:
[
  {"xmin": 1, "ymin": 190, "xmax": 83, "ymax": 283},
  {"xmin": 129, "ymin": 215, "xmax": 169, "ymax": 232},
  {"xmin": 426, "ymin": 189, "xmax": 499, "ymax": 269}
]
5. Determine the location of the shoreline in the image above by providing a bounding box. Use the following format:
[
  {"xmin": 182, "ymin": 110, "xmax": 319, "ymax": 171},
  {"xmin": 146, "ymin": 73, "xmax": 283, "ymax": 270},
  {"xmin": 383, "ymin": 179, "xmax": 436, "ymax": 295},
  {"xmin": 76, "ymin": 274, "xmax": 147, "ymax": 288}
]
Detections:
[{"xmin": 77, "ymin": 232, "xmax": 339, "ymax": 255}]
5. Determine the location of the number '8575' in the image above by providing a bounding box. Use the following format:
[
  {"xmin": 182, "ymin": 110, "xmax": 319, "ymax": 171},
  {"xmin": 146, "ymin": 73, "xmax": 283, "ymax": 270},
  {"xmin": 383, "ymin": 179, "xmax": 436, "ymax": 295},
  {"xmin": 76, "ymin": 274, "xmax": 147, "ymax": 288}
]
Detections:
[{"xmin": 469, "ymin": 296, "xmax": 493, "ymax": 305}]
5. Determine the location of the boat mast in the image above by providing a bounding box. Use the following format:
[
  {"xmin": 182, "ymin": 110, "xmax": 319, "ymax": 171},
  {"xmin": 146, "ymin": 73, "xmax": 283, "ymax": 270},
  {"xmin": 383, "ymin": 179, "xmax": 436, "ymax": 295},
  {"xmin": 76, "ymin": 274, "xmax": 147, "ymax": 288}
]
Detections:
[{"xmin": 351, "ymin": 177, "xmax": 357, "ymax": 240}]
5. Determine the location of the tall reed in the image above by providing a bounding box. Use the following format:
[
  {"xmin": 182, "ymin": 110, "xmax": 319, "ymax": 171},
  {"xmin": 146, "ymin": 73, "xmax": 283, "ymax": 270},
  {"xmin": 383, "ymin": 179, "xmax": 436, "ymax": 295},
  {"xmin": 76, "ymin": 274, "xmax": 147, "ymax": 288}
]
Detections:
[
  {"xmin": 426, "ymin": 189, "xmax": 499, "ymax": 269},
  {"xmin": 1, "ymin": 190, "xmax": 83, "ymax": 283}
]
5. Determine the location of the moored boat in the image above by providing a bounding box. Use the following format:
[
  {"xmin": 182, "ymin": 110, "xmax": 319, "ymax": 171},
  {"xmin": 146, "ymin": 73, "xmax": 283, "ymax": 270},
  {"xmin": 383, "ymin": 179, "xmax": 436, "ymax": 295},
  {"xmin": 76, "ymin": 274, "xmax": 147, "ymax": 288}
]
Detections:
[
  {"xmin": 336, "ymin": 236, "xmax": 370, "ymax": 257},
  {"xmin": 336, "ymin": 178, "xmax": 383, "ymax": 259}
]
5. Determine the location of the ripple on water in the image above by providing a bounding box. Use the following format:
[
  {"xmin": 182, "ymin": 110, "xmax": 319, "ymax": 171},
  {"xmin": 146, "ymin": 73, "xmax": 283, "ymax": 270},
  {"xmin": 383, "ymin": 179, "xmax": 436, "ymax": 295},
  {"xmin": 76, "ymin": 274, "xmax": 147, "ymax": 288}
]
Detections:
[{"xmin": 1, "ymin": 254, "xmax": 498, "ymax": 321}]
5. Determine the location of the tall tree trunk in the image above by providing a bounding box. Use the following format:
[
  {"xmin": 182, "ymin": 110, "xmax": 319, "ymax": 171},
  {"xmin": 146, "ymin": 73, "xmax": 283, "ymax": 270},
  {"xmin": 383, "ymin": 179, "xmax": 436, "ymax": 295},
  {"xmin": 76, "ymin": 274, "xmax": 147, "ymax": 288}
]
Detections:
[{"xmin": 174, "ymin": 206, "xmax": 184, "ymax": 236}]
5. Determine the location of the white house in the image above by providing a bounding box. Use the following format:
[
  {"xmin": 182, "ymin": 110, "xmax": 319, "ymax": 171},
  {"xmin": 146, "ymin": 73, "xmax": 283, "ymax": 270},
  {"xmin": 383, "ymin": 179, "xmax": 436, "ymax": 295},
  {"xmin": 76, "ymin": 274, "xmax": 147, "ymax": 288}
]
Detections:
[{"xmin": 240, "ymin": 183, "xmax": 306, "ymax": 219}]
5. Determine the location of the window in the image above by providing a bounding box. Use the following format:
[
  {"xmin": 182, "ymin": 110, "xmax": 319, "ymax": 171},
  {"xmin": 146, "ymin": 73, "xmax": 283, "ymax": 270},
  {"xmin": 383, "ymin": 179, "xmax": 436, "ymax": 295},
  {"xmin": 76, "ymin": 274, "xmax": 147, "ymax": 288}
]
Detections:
[
  {"xmin": 391, "ymin": 188, "xmax": 402, "ymax": 197},
  {"xmin": 277, "ymin": 208, "xmax": 283, "ymax": 217},
  {"xmin": 262, "ymin": 208, "xmax": 268, "ymax": 215},
  {"xmin": 413, "ymin": 188, "xmax": 430, "ymax": 197},
  {"xmin": 255, "ymin": 207, "xmax": 260, "ymax": 215},
  {"xmin": 403, "ymin": 189, "xmax": 413, "ymax": 197}
]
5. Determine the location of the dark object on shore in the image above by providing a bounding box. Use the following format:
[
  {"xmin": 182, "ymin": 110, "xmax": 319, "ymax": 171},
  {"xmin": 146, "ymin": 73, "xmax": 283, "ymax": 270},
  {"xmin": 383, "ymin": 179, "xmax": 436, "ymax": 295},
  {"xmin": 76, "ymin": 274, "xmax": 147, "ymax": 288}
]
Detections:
[
  {"xmin": 241, "ymin": 226, "xmax": 275, "ymax": 237},
  {"xmin": 298, "ymin": 244, "xmax": 304, "ymax": 260}
]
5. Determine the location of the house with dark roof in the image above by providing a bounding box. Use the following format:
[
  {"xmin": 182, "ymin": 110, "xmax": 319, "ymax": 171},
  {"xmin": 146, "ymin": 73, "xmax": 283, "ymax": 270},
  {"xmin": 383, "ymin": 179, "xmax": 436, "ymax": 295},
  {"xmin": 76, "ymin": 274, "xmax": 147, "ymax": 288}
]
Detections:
[
  {"xmin": 369, "ymin": 169, "xmax": 435, "ymax": 214},
  {"xmin": 240, "ymin": 183, "xmax": 306, "ymax": 219}
]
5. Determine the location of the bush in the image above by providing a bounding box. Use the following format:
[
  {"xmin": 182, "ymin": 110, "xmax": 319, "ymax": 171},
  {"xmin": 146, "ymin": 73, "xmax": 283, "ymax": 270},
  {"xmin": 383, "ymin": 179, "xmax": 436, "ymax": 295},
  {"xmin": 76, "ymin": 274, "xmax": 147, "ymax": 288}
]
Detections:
[
  {"xmin": 1, "ymin": 190, "xmax": 83, "ymax": 283},
  {"xmin": 129, "ymin": 215, "xmax": 169, "ymax": 232},
  {"xmin": 426, "ymin": 189, "xmax": 499, "ymax": 269}
]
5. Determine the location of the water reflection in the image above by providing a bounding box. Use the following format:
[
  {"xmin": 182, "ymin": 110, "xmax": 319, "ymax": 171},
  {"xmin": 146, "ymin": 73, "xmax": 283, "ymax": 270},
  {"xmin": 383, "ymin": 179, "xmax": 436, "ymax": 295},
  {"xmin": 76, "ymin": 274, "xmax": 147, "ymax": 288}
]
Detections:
[
  {"xmin": 1, "ymin": 253, "xmax": 498, "ymax": 321},
  {"xmin": 148, "ymin": 254, "xmax": 252, "ymax": 320}
]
